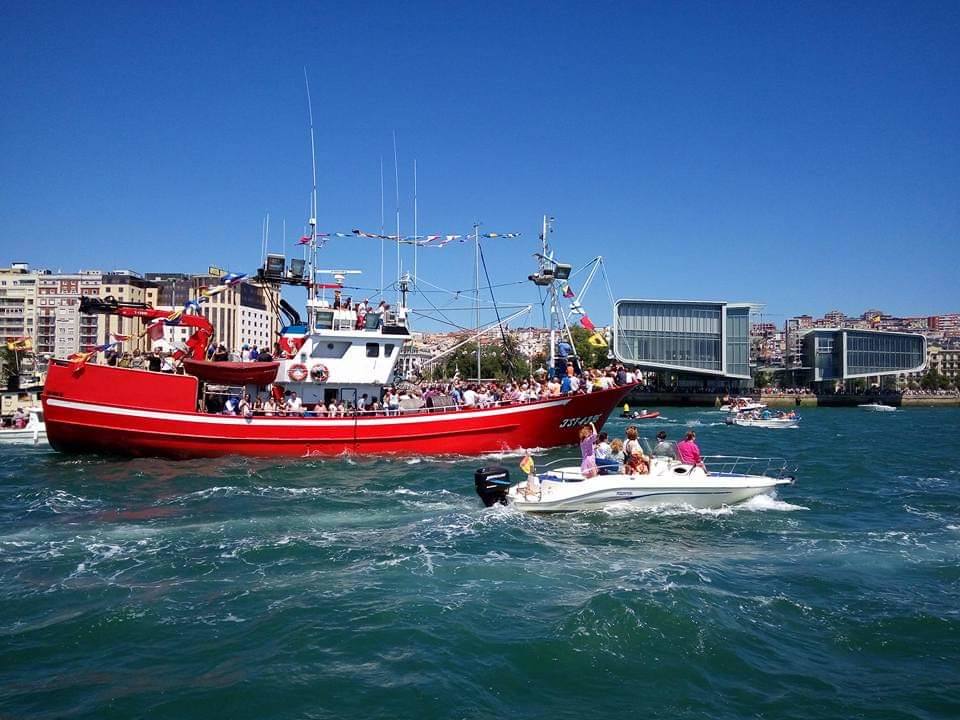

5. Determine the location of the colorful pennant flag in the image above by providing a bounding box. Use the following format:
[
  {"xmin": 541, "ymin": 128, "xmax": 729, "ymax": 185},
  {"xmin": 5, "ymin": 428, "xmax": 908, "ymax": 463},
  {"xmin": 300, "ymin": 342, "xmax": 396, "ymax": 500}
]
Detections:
[
  {"xmin": 111, "ymin": 333, "xmax": 130, "ymax": 342},
  {"xmin": 147, "ymin": 321, "xmax": 166, "ymax": 341},
  {"xmin": 580, "ymin": 316, "xmax": 596, "ymax": 331},
  {"xmin": 562, "ymin": 283, "xmax": 575, "ymax": 299},
  {"xmin": 298, "ymin": 235, "xmax": 312, "ymax": 245}
]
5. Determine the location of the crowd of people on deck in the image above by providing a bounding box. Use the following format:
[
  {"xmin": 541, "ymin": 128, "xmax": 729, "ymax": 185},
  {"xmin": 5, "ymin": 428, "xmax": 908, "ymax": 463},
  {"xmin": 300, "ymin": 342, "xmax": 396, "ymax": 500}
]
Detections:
[
  {"xmin": 207, "ymin": 362, "xmax": 639, "ymax": 417},
  {"xmin": 577, "ymin": 424, "xmax": 705, "ymax": 478}
]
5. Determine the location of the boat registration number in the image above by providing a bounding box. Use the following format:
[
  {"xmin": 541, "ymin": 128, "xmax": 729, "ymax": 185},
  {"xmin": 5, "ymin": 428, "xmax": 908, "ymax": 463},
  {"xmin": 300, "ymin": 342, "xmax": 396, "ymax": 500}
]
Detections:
[{"xmin": 559, "ymin": 414, "xmax": 602, "ymax": 429}]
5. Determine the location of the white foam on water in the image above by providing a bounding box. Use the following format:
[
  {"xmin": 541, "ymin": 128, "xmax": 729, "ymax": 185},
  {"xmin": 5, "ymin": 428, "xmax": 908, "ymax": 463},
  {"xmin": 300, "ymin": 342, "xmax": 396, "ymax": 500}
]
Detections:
[
  {"xmin": 405, "ymin": 458, "xmax": 422, "ymax": 464},
  {"xmin": 737, "ymin": 494, "xmax": 808, "ymax": 512}
]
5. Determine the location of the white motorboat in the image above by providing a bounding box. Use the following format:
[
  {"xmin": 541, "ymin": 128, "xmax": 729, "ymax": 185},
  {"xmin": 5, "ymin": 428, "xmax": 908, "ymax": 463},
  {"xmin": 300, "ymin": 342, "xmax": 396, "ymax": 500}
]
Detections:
[
  {"xmin": 726, "ymin": 414, "xmax": 800, "ymax": 429},
  {"xmin": 719, "ymin": 398, "xmax": 767, "ymax": 413},
  {"xmin": 475, "ymin": 453, "xmax": 795, "ymax": 513},
  {"xmin": 0, "ymin": 408, "xmax": 48, "ymax": 446},
  {"xmin": 858, "ymin": 402, "xmax": 896, "ymax": 412}
]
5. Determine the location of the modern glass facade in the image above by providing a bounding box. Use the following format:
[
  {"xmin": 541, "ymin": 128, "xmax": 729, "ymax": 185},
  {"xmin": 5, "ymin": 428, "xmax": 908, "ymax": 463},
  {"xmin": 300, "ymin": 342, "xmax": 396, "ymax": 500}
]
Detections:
[
  {"xmin": 613, "ymin": 300, "xmax": 752, "ymax": 379},
  {"xmin": 801, "ymin": 329, "xmax": 925, "ymax": 381},
  {"xmin": 844, "ymin": 330, "xmax": 925, "ymax": 377},
  {"xmin": 725, "ymin": 306, "xmax": 750, "ymax": 378}
]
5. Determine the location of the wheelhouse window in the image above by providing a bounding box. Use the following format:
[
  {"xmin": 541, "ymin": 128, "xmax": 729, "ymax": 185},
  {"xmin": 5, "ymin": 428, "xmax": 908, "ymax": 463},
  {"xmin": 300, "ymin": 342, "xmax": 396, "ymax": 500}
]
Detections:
[{"xmin": 366, "ymin": 343, "xmax": 380, "ymax": 358}]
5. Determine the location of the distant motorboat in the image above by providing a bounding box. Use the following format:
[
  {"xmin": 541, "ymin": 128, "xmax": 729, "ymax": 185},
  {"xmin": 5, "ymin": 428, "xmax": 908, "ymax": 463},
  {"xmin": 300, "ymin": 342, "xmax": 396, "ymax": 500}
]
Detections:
[
  {"xmin": 0, "ymin": 408, "xmax": 48, "ymax": 446},
  {"xmin": 726, "ymin": 414, "xmax": 800, "ymax": 429},
  {"xmin": 858, "ymin": 402, "xmax": 897, "ymax": 412},
  {"xmin": 619, "ymin": 410, "xmax": 661, "ymax": 420},
  {"xmin": 475, "ymin": 454, "xmax": 795, "ymax": 513},
  {"xmin": 719, "ymin": 398, "xmax": 767, "ymax": 413}
]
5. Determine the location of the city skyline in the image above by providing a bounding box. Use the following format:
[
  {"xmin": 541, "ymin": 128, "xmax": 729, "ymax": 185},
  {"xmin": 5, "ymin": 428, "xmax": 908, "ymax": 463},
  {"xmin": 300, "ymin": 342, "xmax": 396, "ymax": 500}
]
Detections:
[{"xmin": 2, "ymin": 3, "xmax": 958, "ymax": 325}]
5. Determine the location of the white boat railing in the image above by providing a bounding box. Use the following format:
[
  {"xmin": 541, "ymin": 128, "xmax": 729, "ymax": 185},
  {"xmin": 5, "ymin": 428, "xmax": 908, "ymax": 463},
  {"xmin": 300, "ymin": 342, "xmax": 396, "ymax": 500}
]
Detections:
[
  {"xmin": 531, "ymin": 455, "xmax": 794, "ymax": 482},
  {"xmin": 701, "ymin": 455, "xmax": 794, "ymax": 479}
]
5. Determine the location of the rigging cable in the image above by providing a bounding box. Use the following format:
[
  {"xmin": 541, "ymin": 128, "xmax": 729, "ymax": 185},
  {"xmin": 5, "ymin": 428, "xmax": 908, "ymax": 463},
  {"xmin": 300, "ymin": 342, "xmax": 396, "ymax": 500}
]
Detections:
[{"xmin": 478, "ymin": 242, "xmax": 516, "ymax": 376}]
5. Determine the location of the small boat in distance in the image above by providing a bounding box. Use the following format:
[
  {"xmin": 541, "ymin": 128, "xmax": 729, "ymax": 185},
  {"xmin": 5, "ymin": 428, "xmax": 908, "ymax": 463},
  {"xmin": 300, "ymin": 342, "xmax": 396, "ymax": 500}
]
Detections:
[
  {"xmin": 475, "ymin": 451, "xmax": 795, "ymax": 513},
  {"xmin": 719, "ymin": 397, "xmax": 767, "ymax": 413},
  {"xmin": 858, "ymin": 402, "xmax": 897, "ymax": 412},
  {"xmin": 619, "ymin": 405, "xmax": 660, "ymax": 420},
  {"xmin": 726, "ymin": 413, "xmax": 800, "ymax": 429},
  {"xmin": 0, "ymin": 408, "xmax": 47, "ymax": 446}
]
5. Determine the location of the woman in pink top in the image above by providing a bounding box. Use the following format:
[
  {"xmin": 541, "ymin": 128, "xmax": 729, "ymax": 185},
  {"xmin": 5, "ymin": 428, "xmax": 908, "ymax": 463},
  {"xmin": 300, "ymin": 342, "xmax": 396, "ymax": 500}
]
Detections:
[{"xmin": 676, "ymin": 431, "xmax": 706, "ymax": 470}]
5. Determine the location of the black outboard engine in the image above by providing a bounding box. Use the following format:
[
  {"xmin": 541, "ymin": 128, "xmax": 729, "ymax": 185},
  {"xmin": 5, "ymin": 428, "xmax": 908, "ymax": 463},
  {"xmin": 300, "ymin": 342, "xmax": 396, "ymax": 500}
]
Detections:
[{"xmin": 474, "ymin": 466, "xmax": 511, "ymax": 507}]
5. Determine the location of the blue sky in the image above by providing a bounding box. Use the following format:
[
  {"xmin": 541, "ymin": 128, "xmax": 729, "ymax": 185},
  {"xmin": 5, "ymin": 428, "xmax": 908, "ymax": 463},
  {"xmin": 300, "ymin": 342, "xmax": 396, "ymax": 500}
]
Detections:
[{"xmin": 1, "ymin": 1, "xmax": 957, "ymax": 330}]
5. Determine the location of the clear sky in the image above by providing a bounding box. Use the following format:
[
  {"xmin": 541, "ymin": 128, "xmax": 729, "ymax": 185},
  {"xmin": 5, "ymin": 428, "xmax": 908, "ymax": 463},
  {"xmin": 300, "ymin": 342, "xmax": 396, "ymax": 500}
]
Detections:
[{"xmin": 1, "ymin": 1, "xmax": 958, "ymax": 330}]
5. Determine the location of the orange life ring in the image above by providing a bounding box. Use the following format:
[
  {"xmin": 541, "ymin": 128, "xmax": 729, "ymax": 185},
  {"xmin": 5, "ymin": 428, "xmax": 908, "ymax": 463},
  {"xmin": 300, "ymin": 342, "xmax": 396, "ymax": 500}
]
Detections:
[
  {"xmin": 310, "ymin": 363, "xmax": 330, "ymax": 382},
  {"xmin": 287, "ymin": 363, "xmax": 308, "ymax": 382}
]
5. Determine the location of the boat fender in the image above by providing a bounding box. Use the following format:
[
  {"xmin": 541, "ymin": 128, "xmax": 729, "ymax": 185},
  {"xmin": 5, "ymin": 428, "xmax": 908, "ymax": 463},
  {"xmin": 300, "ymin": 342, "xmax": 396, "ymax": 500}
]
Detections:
[
  {"xmin": 287, "ymin": 363, "xmax": 308, "ymax": 382},
  {"xmin": 310, "ymin": 363, "xmax": 330, "ymax": 383}
]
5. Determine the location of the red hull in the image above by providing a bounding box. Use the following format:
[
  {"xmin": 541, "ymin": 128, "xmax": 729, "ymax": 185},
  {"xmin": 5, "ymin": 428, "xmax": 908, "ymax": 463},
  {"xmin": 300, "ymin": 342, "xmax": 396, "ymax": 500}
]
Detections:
[{"xmin": 42, "ymin": 361, "xmax": 633, "ymax": 459}]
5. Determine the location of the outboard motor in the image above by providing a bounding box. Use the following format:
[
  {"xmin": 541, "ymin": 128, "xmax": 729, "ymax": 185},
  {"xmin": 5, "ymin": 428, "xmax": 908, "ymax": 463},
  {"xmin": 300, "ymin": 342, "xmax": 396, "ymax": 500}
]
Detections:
[{"xmin": 474, "ymin": 466, "xmax": 511, "ymax": 507}]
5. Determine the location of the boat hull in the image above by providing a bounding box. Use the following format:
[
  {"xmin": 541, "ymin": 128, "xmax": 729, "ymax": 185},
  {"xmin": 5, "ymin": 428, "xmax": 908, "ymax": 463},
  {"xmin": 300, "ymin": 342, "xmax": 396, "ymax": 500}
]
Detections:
[
  {"xmin": 729, "ymin": 418, "xmax": 800, "ymax": 429},
  {"xmin": 41, "ymin": 361, "xmax": 633, "ymax": 459},
  {"xmin": 510, "ymin": 474, "xmax": 793, "ymax": 513},
  {"xmin": 0, "ymin": 428, "xmax": 47, "ymax": 446}
]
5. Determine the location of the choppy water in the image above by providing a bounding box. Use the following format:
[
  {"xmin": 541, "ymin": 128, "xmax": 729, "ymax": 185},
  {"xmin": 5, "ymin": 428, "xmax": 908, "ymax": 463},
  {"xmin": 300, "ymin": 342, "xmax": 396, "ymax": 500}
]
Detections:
[{"xmin": 1, "ymin": 407, "xmax": 958, "ymax": 719}]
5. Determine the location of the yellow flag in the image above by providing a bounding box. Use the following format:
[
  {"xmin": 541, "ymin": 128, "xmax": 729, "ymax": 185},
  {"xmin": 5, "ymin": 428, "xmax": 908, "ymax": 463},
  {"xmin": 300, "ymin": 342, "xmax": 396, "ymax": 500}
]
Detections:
[
  {"xmin": 519, "ymin": 455, "xmax": 535, "ymax": 475},
  {"xmin": 588, "ymin": 331, "xmax": 608, "ymax": 348}
]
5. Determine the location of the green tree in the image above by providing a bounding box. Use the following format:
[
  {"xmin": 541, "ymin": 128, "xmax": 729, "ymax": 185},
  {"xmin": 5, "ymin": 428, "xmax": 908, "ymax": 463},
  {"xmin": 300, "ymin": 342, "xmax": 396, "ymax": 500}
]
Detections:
[
  {"xmin": 569, "ymin": 325, "xmax": 610, "ymax": 370},
  {"xmin": 0, "ymin": 346, "xmax": 17, "ymax": 387},
  {"xmin": 920, "ymin": 369, "xmax": 944, "ymax": 391}
]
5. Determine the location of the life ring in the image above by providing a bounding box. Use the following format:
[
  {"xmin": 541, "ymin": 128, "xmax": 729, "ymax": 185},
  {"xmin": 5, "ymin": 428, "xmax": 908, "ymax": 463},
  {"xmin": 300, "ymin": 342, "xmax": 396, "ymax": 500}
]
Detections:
[
  {"xmin": 287, "ymin": 363, "xmax": 308, "ymax": 382},
  {"xmin": 310, "ymin": 363, "xmax": 330, "ymax": 382}
]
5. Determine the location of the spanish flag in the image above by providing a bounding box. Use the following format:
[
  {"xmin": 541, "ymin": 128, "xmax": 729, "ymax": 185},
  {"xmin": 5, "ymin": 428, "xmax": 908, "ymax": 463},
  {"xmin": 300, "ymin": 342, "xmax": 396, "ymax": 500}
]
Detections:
[{"xmin": 519, "ymin": 454, "xmax": 535, "ymax": 475}]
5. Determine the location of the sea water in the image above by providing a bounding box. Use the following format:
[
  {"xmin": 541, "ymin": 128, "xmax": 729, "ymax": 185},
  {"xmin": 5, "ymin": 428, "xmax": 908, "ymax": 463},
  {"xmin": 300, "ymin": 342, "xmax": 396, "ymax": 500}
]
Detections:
[{"xmin": 1, "ymin": 407, "xmax": 958, "ymax": 719}]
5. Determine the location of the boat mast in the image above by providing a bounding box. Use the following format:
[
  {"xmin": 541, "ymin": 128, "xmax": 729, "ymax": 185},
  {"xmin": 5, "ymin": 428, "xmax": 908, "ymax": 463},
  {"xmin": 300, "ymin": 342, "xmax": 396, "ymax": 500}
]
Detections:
[
  {"xmin": 393, "ymin": 131, "xmax": 401, "ymax": 308},
  {"xmin": 541, "ymin": 215, "xmax": 556, "ymax": 374},
  {"xmin": 304, "ymin": 68, "xmax": 319, "ymax": 332},
  {"xmin": 474, "ymin": 222, "xmax": 481, "ymax": 381}
]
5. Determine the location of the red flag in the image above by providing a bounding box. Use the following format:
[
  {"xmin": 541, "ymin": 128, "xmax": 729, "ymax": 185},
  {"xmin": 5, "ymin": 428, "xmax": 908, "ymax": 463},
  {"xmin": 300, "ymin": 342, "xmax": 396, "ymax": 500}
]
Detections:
[
  {"xmin": 298, "ymin": 235, "xmax": 312, "ymax": 245},
  {"xmin": 148, "ymin": 321, "xmax": 165, "ymax": 341},
  {"xmin": 580, "ymin": 316, "xmax": 596, "ymax": 331}
]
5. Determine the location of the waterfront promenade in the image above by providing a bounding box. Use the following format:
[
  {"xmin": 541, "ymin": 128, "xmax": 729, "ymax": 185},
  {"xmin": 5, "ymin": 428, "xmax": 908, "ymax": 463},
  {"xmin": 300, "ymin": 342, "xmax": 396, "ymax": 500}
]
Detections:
[{"xmin": 624, "ymin": 390, "xmax": 960, "ymax": 408}]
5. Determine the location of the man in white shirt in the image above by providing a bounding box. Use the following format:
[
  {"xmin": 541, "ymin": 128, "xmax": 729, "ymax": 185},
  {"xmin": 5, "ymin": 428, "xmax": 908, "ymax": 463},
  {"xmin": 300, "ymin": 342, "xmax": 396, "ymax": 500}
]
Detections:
[
  {"xmin": 286, "ymin": 391, "xmax": 303, "ymax": 415},
  {"xmin": 462, "ymin": 386, "xmax": 478, "ymax": 407}
]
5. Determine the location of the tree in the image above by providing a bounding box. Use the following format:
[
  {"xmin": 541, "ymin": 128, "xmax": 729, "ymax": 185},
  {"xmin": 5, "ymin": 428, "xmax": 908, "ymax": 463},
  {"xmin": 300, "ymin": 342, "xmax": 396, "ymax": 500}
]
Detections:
[
  {"xmin": 569, "ymin": 325, "xmax": 610, "ymax": 370},
  {"xmin": 920, "ymin": 369, "xmax": 945, "ymax": 391},
  {"xmin": 0, "ymin": 346, "xmax": 17, "ymax": 387}
]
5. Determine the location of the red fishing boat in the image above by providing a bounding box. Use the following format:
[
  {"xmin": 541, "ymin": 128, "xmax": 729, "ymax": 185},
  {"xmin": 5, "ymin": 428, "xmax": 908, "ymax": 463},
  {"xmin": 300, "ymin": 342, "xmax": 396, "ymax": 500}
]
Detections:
[
  {"xmin": 43, "ymin": 360, "xmax": 630, "ymax": 458},
  {"xmin": 41, "ymin": 216, "xmax": 631, "ymax": 459}
]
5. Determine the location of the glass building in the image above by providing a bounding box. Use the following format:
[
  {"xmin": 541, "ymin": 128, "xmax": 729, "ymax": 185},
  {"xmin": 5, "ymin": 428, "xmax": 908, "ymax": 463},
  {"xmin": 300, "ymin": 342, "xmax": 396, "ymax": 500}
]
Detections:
[
  {"xmin": 802, "ymin": 329, "xmax": 926, "ymax": 383},
  {"xmin": 613, "ymin": 300, "xmax": 753, "ymax": 380}
]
